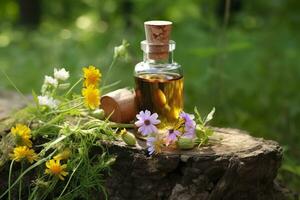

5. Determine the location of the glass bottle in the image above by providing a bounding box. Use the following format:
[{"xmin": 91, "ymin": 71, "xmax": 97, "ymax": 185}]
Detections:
[{"xmin": 134, "ymin": 21, "xmax": 183, "ymax": 126}]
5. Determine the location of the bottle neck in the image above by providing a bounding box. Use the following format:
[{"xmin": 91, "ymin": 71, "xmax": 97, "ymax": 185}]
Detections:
[
  {"xmin": 143, "ymin": 51, "xmax": 174, "ymax": 64},
  {"xmin": 141, "ymin": 40, "xmax": 176, "ymax": 65}
]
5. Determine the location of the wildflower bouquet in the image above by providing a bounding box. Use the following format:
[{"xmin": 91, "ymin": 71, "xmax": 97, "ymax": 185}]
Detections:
[
  {"xmin": 0, "ymin": 39, "xmax": 214, "ymax": 200},
  {"xmin": 0, "ymin": 41, "xmax": 131, "ymax": 200}
]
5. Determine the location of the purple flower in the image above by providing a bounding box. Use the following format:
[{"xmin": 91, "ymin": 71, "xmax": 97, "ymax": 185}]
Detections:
[
  {"xmin": 179, "ymin": 111, "xmax": 196, "ymax": 138},
  {"xmin": 184, "ymin": 129, "xmax": 196, "ymax": 138},
  {"xmin": 135, "ymin": 110, "xmax": 160, "ymax": 136},
  {"xmin": 166, "ymin": 129, "xmax": 181, "ymax": 146},
  {"xmin": 180, "ymin": 111, "xmax": 196, "ymax": 128}
]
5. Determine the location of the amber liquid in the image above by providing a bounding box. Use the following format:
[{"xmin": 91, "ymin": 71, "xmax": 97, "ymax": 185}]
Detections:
[{"xmin": 135, "ymin": 73, "xmax": 183, "ymax": 125}]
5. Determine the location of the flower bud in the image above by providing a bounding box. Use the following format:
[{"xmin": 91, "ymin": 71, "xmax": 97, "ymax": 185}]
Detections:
[
  {"xmin": 54, "ymin": 148, "xmax": 71, "ymax": 161},
  {"xmin": 91, "ymin": 109, "xmax": 105, "ymax": 119},
  {"xmin": 58, "ymin": 83, "xmax": 70, "ymax": 90},
  {"xmin": 121, "ymin": 129, "xmax": 136, "ymax": 146},
  {"xmin": 177, "ymin": 137, "xmax": 195, "ymax": 150},
  {"xmin": 30, "ymin": 122, "xmax": 40, "ymax": 129},
  {"xmin": 114, "ymin": 40, "xmax": 129, "ymax": 59},
  {"xmin": 34, "ymin": 180, "xmax": 50, "ymax": 189}
]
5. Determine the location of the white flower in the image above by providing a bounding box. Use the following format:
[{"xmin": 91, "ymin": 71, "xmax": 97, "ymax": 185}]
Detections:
[
  {"xmin": 54, "ymin": 68, "xmax": 69, "ymax": 81},
  {"xmin": 38, "ymin": 95, "xmax": 59, "ymax": 109},
  {"xmin": 44, "ymin": 76, "xmax": 58, "ymax": 87}
]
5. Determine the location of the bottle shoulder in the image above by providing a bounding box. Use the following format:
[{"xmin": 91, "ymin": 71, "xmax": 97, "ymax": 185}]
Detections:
[{"xmin": 134, "ymin": 61, "xmax": 182, "ymax": 75}]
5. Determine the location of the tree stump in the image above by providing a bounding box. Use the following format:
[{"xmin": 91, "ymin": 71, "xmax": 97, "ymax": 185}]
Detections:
[
  {"xmin": 102, "ymin": 128, "xmax": 287, "ymax": 200},
  {"xmin": 0, "ymin": 91, "xmax": 295, "ymax": 200}
]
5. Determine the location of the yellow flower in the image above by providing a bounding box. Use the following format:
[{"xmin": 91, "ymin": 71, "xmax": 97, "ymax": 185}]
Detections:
[
  {"xmin": 11, "ymin": 124, "xmax": 32, "ymax": 147},
  {"xmin": 83, "ymin": 65, "xmax": 101, "ymax": 87},
  {"xmin": 53, "ymin": 149, "xmax": 71, "ymax": 161},
  {"xmin": 45, "ymin": 159, "xmax": 68, "ymax": 180},
  {"xmin": 82, "ymin": 86, "xmax": 100, "ymax": 109},
  {"xmin": 10, "ymin": 146, "xmax": 38, "ymax": 163}
]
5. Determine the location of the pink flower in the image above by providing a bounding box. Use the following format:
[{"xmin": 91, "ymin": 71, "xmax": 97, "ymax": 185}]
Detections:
[
  {"xmin": 179, "ymin": 111, "xmax": 196, "ymax": 138},
  {"xmin": 135, "ymin": 110, "xmax": 160, "ymax": 136},
  {"xmin": 166, "ymin": 129, "xmax": 181, "ymax": 146}
]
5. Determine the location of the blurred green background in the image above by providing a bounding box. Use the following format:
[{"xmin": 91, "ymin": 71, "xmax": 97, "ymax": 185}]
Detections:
[{"xmin": 0, "ymin": 0, "xmax": 299, "ymax": 192}]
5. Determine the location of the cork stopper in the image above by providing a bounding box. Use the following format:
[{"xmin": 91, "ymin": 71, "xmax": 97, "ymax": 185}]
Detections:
[
  {"xmin": 100, "ymin": 88, "xmax": 137, "ymax": 123},
  {"xmin": 144, "ymin": 20, "xmax": 172, "ymax": 60}
]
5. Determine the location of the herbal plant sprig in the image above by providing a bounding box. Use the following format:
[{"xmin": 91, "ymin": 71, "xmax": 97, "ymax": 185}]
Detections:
[{"xmin": 194, "ymin": 107, "xmax": 215, "ymax": 147}]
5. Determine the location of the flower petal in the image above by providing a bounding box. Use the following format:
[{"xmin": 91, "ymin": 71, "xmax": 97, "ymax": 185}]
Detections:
[
  {"xmin": 58, "ymin": 175, "xmax": 65, "ymax": 180},
  {"xmin": 134, "ymin": 120, "xmax": 144, "ymax": 127},
  {"xmin": 151, "ymin": 119, "xmax": 161, "ymax": 125},
  {"xmin": 150, "ymin": 113, "xmax": 158, "ymax": 120},
  {"xmin": 139, "ymin": 110, "xmax": 147, "ymax": 118},
  {"xmin": 145, "ymin": 110, "xmax": 151, "ymax": 117},
  {"xmin": 136, "ymin": 111, "xmax": 145, "ymax": 120},
  {"xmin": 149, "ymin": 124, "xmax": 158, "ymax": 134},
  {"xmin": 148, "ymin": 147, "xmax": 154, "ymax": 155},
  {"xmin": 147, "ymin": 137, "xmax": 156, "ymax": 143},
  {"xmin": 138, "ymin": 125, "xmax": 146, "ymax": 135},
  {"xmin": 143, "ymin": 126, "xmax": 152, "ymax": 135},
  {"xmin": 61, "ymin": 171, "xmax": 68, "ymax": 176}
]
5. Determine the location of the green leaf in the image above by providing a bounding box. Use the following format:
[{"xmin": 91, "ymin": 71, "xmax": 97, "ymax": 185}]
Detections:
[
  {"xmin": 194, "ymin": 106, "xmax": 203, "ymax": 124},
  {"xmin": 204, "ymin": 128, "xmax": 214, "ymax": 137},
  {"xmin": 204, "ymin": 107, "xmax": 215, "ymax": 125},
  {"xmin": 195, "ymin": 125, "xmax": 204, "ymax": 138},
  {"xmin": 41, "ymin": 135, "xmax": 67, "ymax": 154}
]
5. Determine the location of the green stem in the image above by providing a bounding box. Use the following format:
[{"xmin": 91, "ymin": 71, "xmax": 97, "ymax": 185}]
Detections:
[
  {"xmin": 40, "ymin": 178, "xmax": 58, "ymax": 200},
  {"xmin": 82, "ymin": 120, "xmax": 134, "ymax": 130},
  {"xmin": 58, "ymin": 186, "xmax": 81, "ymax": 199},
  {"xmin": 108, "ymin": 122, "xmax": 134, "ymax": 129},
  {"xmin": 101, "ymin": 80, "xmax": 121, "ymax": 94},
  {"xmin": 58, "ymin": 97, "xmax": 84, "ymax": 108},
  {"xmin": 8, "ymin": 160, "xmax": 14, "ymax": 200},
  {"xmin": 1, "ymin": 69, "xmax": 28, "ymax": 102},
  {"xmin": 28, "ymin": 184, "xmax": 39, "ymax": 200},
  {"xmin": 40, "ymin": 136, "xmax": 66, "ymax": 154},
  {"xmin": 58, "ymin": 159, "xmax": 83, "ymax": 198},
  {"xmin": 81, "ymin": 119, "xmax": 105, "ymax": 128},
  {"xmin": 65, "ymin": 78, "xmax": 83, "ymax": 96},
  {"xmin": 19, "ymin": 162, "xmax": 24, "ymax": 200},
  {"xmin": 0, "ymin": 151, "xmax": 56, "ymax": 199},
  {"xmin": 51, "ymin": 83, "xmax": 59, "ymax": 97},
  {"xmin": 46, "ymin": 102, "xmax": 84, "ymax": 116},
  {"xmin": 102, "ymin": 57, "xmax": 117, "ymax": 87}
]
